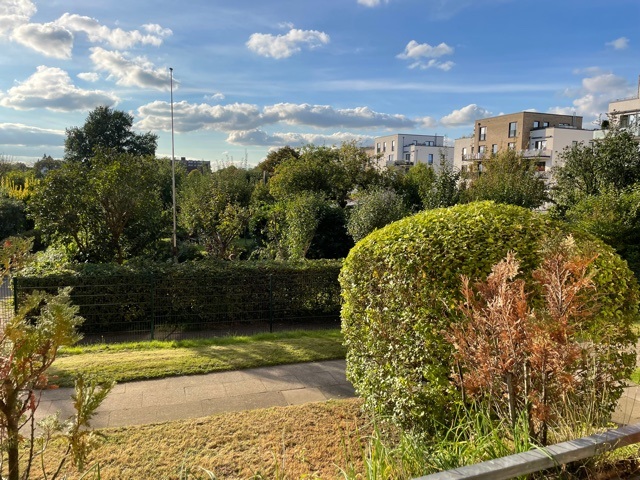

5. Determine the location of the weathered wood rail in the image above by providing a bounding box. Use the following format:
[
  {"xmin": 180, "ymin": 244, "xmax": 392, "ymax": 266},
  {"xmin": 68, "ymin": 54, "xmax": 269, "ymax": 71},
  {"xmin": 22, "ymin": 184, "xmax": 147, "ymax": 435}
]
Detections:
[{"xmin": 415, "ymin": 423, "xmax": 640, "ymax": 480}]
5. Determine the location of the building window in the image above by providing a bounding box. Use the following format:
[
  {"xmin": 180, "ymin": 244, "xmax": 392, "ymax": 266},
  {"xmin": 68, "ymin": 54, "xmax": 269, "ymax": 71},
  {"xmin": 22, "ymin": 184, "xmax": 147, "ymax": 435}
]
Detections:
[
  {"xmin": 536, "ymin": 162, "xmax": 546, "ymax": 172},
  {"xmin": 492, "ymin": 144, "xmax": 498, "ymax": 154},
  {"xmin": 542, "ymin": 121, "xmax": 549, "ymax": 127},
  {"xmin": 534, "ymin": 140, "xmax": 546, "ymax": 150},
  {"xmin": 383, "ymin": 142, "xmax": 386, "ymax": 152},
  {"xmin": 376, "ymin": 143, "xmax": 380, "ymax": 153},
  {"xmin": 389, "ymin": 154, "xmax": 393, "ymax": 162},
  {"xmin": 462, "ymin": 147, "xmax": 467, "ymax": 159},
  {"xmin": 508, "ymin": 142, "xmax": 515, "ymax": 150},
  {"xmin": 427, "ymin": 154, "xmax": 434, "ymax": 165},
  {"xmin": 479, "ymin": 126, "xmax": 487, "ymax": 141},
  {"xmin": 533, "ymin": 121, "xmax": 540, "ymax": 128},
  {"xmin": 508, "ymin": 122, "xmax": 517, "ymax": 138},
  {"xmin": 425, "ymin": 141, "xmax": 435, "ymax": 146},
  {"xmin": 478, "ymin": 145, "xmax": 486, "ymax": 155},
  {"xmin": 391, "ymin": 140, "xmax": 395, "ymax": 152},
  {"xmin": 405, "ymin": 153, "xmax": 411, "ymax": 161}
]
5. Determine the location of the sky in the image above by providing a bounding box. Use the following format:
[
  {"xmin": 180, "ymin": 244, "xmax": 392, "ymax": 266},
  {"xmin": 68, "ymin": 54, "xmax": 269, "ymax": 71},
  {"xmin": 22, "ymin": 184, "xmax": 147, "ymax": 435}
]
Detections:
[{"xmin": 0, "ymin": 0, "xmax": 639, "ymax": 168}]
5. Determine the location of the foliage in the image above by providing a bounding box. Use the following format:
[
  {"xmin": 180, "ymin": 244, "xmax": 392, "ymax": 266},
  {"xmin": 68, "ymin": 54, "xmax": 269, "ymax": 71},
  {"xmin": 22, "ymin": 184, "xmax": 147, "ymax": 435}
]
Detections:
[
  {"xmin": 552, "ymin": 128, "xmax": 640, "ymax": 212},
  {"xmin": 64, "ymin": 106, "xmax": 157, "ymax": 164},
  {"xmin": 564, "ymin": 186, "xmax": 640, "ymax": 278},
  {"xmin": 346, "ymin": 188, "xmax": 409, "ymax": 242},
  {"xmin": 463, "ymin": 149, "xmax": 548, "ymax": 209},
  {"xmin": 29, "ymin": 151, "xmax": 166, "ymax": 263},
  {"xmin": 16, "ymin": 259, "xmax": 343, "ymax": 336},
  {"xmin": 448, "ymin": 239, "xmax": 626, "ymax": 446},
  {"xmin": 32, "ymin": 155, "xmax": 63, "ymax": 179},
  {"xmin": 340, "ymin": 201, "xmax": 638, "ymax": 435},
  {"xmin": 256, "ymin": 145, "xmax": 300, "ymax": 174},
  {"xmin": 179, "ymin": 172, "xmax": 250, "ymax": 259},
  {"xmin": 0, "ymin": 198, "xmax": 27, "ymax": 239}
]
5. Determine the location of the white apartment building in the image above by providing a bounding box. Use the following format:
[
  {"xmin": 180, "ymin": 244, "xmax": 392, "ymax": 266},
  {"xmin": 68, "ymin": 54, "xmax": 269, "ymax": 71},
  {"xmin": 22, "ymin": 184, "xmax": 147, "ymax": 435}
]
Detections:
[
  {"xmin": 608, "ymin": 81, "xmax": 640, "ymax": 139},
  {"xmin": 373, "ymin": 134, "xmax": 454, "ymax": 172}
]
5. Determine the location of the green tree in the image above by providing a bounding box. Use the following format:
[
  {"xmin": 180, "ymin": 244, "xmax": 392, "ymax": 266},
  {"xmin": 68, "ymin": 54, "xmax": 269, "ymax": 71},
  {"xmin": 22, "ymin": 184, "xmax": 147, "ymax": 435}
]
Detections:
[
  {"xmin": 346, "ymin": 188, "xmax": 409, "ymax": 242},
  {"xmin": 256, "ymin": 145, "xmax": 300, "ymax": 174},
  {"xmin": 464, "ymin": 149, "xmax": 547, "ymax": 209},
  {"xmin": 29, "ymin": 151, "xmax": 165, "ymax": 263},
  {"xmin": 0, "ymin": 198, "xmax": 27, "ymax": 239},
  {"xmin": 33, "ymin": 155, "xmax": 63, "ymax": 179},
  {"xmin": 179, "ymin": 172, "xmax": 249, "ymax": 259},
  {"xmin": 64, "ymin": 106, "xmax": 157, "ymax": 164},
  {"xmin": 565, "ymin": 186, "xmax": 640, "ymax": 278},
  {"xmin": 552, "ymin": 128, "xmax": 640, "ymax": 212}
]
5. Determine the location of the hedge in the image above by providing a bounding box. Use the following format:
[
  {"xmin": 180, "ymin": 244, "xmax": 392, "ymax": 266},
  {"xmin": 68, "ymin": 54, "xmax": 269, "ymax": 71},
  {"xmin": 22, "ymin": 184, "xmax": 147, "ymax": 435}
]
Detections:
[
  {"xmin": 340, "ymin": 201, "xmax": 639, "ymax": 434},
  {"xmin": 15, "ymin": 259, "xmax": 342, "ymax": 336}
]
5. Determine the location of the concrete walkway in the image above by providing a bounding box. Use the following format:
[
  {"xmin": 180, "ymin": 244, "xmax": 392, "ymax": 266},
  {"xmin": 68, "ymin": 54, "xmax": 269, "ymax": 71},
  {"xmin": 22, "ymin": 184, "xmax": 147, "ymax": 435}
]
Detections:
[
  {"xmin": 35, "ymin": 359, "xmax": 355, "ymax": 429},
  {"xmin": 34, "ymin": 358, "xmax": 640, "ymax": 429}
]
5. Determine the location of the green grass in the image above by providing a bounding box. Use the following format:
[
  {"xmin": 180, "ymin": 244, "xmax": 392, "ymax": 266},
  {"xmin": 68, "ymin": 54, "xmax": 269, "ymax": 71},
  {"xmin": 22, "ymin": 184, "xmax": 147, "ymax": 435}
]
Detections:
[{"xmin": 50, "ymin": 329, "xmax": 346, "ymax": 387}]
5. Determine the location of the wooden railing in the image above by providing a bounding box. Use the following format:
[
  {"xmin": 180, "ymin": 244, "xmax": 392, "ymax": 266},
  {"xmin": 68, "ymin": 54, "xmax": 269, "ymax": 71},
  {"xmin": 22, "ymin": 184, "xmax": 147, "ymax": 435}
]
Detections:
[{"xmin": 415, "ymin": 423, "xmax": 640, "ymax": 480}]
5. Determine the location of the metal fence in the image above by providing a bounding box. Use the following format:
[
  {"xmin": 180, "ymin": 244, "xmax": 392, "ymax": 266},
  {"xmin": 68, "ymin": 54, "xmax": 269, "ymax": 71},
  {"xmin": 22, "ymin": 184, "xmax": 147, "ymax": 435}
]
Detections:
[
  {"xmin": 0, "ymin": 276, "xmax": 13, "ymax": 329},
  {"xmin": 13, "ymin": 271, "xmax": 342, "ymax": 344}
]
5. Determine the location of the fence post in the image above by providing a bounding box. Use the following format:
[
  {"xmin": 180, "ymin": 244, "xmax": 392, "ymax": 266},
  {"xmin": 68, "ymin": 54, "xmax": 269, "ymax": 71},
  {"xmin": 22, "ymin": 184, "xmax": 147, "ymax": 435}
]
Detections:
[
  {"xmin": 150, "ymin": 275, "xmax": 155, "ymax": 341},
  {"xmin": 12, "ymin": 277, "xmax": 18, "ymax": 315},
  {"xmin": 269, "ymin": 274, "xmax": 274, "ymax": 333}
]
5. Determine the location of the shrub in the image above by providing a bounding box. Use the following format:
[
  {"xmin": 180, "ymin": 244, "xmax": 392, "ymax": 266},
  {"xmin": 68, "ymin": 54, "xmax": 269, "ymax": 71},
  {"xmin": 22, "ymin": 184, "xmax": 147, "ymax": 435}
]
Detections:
[{"xmin": 340, "ymin": 201, "xmax": 638, "ymax": 434}]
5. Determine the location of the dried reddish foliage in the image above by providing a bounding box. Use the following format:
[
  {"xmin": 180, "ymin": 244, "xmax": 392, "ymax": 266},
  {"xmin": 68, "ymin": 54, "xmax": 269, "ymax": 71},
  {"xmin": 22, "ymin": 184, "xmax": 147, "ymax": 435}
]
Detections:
[{"xmin": 447, "ymin": 237, "xmax": 601, "ymax": 445}]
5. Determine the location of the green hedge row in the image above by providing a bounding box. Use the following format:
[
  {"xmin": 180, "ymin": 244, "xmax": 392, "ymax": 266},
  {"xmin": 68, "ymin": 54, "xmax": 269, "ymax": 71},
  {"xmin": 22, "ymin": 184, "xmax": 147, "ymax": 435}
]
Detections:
[{"xmin": 15, "ymin": 259, "xmax": 342, "ymax": 335}]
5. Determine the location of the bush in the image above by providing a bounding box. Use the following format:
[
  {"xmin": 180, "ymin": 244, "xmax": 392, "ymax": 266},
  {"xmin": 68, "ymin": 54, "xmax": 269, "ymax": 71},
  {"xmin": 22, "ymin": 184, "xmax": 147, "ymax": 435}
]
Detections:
[
  {"xmin": 16, "ymin": 259, "xmax": 343, "ymax": 336},
  {"xmin": 340, "ymin": 201, "xmax": 638, "ymax": 434}
]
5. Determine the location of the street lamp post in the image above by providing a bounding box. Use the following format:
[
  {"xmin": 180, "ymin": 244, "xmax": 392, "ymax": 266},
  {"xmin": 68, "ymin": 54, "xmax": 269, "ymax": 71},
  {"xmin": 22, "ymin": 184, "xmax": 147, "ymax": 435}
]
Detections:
[{"xmin": 170, "ymin": 67, "xmax": 177, "ymax": 262}]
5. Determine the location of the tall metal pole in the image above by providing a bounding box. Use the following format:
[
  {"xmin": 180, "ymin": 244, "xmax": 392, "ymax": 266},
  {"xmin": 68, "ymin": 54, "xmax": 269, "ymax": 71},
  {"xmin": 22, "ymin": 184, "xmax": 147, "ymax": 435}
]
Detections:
[{"xmin": 170, "ymin": 67, "xmax": 178, "ymax": 262}]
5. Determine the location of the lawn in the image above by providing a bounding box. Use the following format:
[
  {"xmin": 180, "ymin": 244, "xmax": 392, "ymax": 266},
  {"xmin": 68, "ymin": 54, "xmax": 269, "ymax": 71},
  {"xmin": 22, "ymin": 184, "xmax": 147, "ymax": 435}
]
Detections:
[
  {"xmin": 50, "ymin": 329, "xmax": 347, "ymax": 387},
  {"xmin": 32, "ymin": 399, "xmax": 372, "ymax": 479}
]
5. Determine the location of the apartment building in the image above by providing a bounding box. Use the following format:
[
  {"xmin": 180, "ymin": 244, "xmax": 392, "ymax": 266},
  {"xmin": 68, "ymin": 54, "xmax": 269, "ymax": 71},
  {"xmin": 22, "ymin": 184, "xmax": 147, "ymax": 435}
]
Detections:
[
  {"xmin": 607, "ymin": 80, "xmax": 640, "ymax": 139},
  {"xmin": 454, "ymin": 111, "xmax": 587, "ymax": 174},
  {"xmin": 373, "ymin": 133, "xmax": 453, "ymax": 171}
]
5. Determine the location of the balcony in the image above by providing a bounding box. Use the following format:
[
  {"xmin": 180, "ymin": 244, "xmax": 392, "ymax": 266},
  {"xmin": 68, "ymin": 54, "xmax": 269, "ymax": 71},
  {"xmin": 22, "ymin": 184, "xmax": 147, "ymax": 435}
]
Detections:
[{"xmin": 522, "ymin": 149, "xmax": 551, "ymax": 158}]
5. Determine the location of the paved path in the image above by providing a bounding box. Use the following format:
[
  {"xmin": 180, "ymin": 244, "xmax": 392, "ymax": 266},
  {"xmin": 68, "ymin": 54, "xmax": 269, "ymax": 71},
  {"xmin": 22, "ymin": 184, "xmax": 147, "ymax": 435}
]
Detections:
[
  {"xmin": 35, "ymin": 358, "xmax": 640, "ymax": 429},
  {"xmin": 35, "ymin": 359, "xmax": 355, "ymax": 429}
]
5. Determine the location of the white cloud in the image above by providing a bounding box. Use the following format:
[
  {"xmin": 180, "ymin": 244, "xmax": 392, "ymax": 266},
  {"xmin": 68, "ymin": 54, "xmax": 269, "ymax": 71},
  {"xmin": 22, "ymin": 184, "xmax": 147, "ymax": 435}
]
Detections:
[
  {"xmin": 78, "ymin": 72, "xmax": 100, "ymax": 82},
  {"xmin": 137, "ymin": 101, "xmax": 264, "ymax": 132},
  {"xmin": 226, "ymin": 129, "xmax": 370, "ymax": 147},
  {"xmin": 0, "ymin": 65, "xmax": 119, "ymax": 111},
  {"xmin": 89, "ymin": 47, "xmax": 171, "ymax": 91},
  {"xmin": 357, "ymin": 0, "xmax": 389, "ymax": 6},
  {"xmin": 549, "ymin": 72, "xmax": 634, "ymax": 120},
  {"xmin": 204, "ymin": 93, "xmax": 225, "ymax": 102},
  {"xmin": 246, "ymin": 28, "xmax": 329, "ymax": 59},
  {"xmin": 440, "ymin": 104, "xmax": 491, "ymax": 126},
  {"xmin": 55, "ymin": 13, "xmax": 172, "ymax": 49},
  {"xmin": 0, "ymin": 122, "xmax": 64, "ymax": 147},
  {"xmin": 606, "ymin": 37, "xmax": 629, "ymax": 50},
  {"xmin": 0, "ymin": 0, "xmax": 36, "ymax": 35},
  {"xmin": 417, "ymin": 116, "xmax": 437, "ymax": 128},
  {"xmin": 10, "ymin": 21, "xmax": 73, "ymax": 58},
  {"xmin": 137, "ymin": 100, "xmax": 418, "ymax": 132},
  {"xmin": 261, "ymin": 103, "xmax": 416, "ymax": 129},
  {"xmin": 397, "ymin": 40, "xmax": 455, "ymax": 70}
]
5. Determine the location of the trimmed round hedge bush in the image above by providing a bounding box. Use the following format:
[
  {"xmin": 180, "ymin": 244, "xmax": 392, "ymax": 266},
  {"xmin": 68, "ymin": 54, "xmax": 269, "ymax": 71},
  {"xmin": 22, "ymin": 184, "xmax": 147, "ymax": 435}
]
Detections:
[{"xmin": 340, "ymin": 201, "xmax": 638, "ymax": 433}]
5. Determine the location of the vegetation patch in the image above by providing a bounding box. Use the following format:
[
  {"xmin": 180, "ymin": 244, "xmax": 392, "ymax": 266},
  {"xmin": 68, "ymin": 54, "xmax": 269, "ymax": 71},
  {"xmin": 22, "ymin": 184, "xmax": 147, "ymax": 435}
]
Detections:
[{"xmin": 50, "ymin": 330, "xmax": 346, "ymax": 387}]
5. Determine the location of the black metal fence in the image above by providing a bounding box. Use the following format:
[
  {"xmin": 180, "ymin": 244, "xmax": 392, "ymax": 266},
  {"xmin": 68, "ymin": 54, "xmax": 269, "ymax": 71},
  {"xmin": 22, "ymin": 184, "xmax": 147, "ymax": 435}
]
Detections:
[{"xmin": 13, "ymin": 270, "xmax": 342, "ymax": 344}]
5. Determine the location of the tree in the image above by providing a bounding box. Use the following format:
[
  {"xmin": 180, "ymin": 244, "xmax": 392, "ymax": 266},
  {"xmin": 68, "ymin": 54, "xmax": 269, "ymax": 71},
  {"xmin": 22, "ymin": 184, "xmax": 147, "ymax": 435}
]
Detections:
[
  {"xmin": 256, "ymin": 145, "xmax": 300, "ymax": 174},
  {"xmin": 463, "ymin": 149, "xmax": 547, "ymax": 209},
  {"xmin": 179, "ymin": 172, "xmax": 249, "ymax": 259},
  {"xmin": 33, "ymin": 155, "xmax": 63, "ymax": 179},
  {"xmin": 29, "ymin": 151, "xmax": 166, "ymax": 263},
  {"xmin": 346, "ymin": 188, "xmax": 409, "ymax": 242},
  {"xmin": 552, "ymin": 128, "xmax": 640, "ymax": 212},
  {"xmin": 64, "ymin": 106, "xmax": 157, "ymax": 164},
  {"xmin": 0, "ymin": 198, "xmax": 27, "ymax": 239}
]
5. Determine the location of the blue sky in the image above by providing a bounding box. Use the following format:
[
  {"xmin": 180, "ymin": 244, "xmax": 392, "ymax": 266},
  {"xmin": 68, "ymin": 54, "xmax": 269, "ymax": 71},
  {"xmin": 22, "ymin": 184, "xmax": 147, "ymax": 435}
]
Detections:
[{"xmin": 1, "ymin": 0, "xmax": 639, "ymax": 167}]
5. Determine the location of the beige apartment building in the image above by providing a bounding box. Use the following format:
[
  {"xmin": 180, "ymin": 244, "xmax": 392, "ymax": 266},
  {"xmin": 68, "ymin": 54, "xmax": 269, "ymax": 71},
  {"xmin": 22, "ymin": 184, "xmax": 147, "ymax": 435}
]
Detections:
[
  {"xmin": 607, "ymin": 82, "xmax": 640, "ymax": 139},
  {"xmin": 454, "ymin": 111, "xmax": 585, "ymax": 174},
  {"xmin": 373, "ymin": 133, "xmax": 453, "ymax": 172}
]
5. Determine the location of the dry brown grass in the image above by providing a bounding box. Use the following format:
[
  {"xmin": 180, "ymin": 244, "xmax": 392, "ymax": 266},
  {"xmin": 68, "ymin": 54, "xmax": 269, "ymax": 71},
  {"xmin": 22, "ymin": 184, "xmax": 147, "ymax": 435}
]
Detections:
[{"xmin": 33, "ymin": 398, "xmax": 370, "ymax": 480}]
